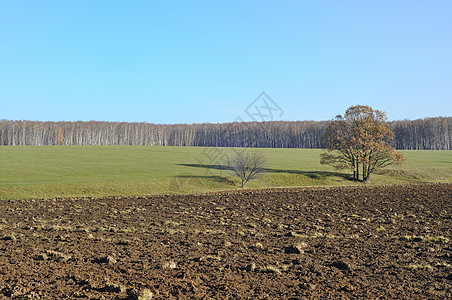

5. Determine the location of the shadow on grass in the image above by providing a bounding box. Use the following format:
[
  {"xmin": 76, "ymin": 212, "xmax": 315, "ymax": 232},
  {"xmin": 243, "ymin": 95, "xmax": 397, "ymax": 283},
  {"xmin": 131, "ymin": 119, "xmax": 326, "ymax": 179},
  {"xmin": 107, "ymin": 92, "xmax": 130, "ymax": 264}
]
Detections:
[
  {"xmin": 178, "ymin": 163, "xmax": 353, "ymax": 181},
  {"xmin": 179, "ymin": 163, "xmax": 233, "ymax": 171},
  {"xmin": 174, "ymin": 174, "xmax": 236, "ymax": 185},
  {"xmin": 267, "ymin": 168, "xmax": 353, "ymax": 181}
]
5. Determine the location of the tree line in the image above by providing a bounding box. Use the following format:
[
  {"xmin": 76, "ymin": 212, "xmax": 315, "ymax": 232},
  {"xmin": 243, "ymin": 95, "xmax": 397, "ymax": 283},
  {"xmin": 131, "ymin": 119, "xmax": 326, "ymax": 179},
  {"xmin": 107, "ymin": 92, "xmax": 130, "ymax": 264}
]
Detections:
[{"xmin": 0, "ymin": 117, "xmax": 450, "ymax": 150}]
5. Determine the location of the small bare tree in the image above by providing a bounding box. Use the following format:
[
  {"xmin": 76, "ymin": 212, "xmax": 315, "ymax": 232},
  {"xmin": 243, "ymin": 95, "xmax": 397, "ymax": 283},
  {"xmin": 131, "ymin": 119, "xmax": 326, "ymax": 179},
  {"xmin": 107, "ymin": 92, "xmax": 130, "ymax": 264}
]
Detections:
[{"xmin": 226, "ymin": 151, "xmax": 266, "ymax": 188}]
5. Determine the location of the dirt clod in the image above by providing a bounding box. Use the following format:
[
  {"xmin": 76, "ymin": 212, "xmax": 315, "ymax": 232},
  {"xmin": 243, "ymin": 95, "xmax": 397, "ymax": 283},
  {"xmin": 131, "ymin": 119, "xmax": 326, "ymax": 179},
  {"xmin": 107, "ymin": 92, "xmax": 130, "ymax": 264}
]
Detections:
[
  {"xmin": 245, "ymin": 263, "xmax": 256, "ymax": 272},
  {"xmin": 330, "ymin": 260, "xmax": 351, "ymax": 271},
  {"xmin": 284, "ymin": 245, "xmax": 302, "ymax": 254},
  {"xmin": 92, "ymin": 255, "xmax": 117, "ymax": 265}
]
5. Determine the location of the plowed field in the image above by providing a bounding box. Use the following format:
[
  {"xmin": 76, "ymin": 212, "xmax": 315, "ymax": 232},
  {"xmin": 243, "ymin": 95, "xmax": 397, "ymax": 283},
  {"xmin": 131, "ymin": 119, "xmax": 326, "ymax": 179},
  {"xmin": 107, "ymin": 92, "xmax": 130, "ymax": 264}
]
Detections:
[{"xmin": 1, "ymin": 184, "xmax": 451, "ymax": 299}]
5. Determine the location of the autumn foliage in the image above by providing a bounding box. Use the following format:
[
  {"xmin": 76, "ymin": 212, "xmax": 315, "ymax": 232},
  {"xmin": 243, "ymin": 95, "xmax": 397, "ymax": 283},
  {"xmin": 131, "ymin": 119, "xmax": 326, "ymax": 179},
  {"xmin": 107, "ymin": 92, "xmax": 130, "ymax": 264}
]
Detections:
[{"xmin": 321, "ymin": 105, "xmax": 405, "ymax": 182}]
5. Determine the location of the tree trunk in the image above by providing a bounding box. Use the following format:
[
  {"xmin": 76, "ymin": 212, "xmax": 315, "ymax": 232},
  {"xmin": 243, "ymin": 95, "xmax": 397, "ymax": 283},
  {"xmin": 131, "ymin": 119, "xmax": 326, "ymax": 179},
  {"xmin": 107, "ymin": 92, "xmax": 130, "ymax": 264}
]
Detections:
[
  {"xmin": 362, "ymin": 165, "xmax": 366, "ymax": 182},
  {"xmin": 355, "ymin": 162, "xmax": 360, "ymax": 181}
]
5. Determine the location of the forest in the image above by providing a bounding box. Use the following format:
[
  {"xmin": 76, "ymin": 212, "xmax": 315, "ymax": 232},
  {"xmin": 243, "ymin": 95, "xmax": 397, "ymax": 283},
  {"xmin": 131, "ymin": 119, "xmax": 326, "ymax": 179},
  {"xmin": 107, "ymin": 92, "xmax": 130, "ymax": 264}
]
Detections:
[{"xmin": 0, "ymin": 117, "xmax": 451, "ymax": 150}]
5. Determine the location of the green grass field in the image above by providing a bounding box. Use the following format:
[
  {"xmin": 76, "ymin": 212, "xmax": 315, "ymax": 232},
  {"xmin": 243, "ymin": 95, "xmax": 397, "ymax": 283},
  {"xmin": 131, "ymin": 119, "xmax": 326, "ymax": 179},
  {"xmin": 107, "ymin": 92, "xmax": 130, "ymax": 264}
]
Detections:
[{"xmin": 0, "ymin": 146, "xmax": 451, "ymax": 200}]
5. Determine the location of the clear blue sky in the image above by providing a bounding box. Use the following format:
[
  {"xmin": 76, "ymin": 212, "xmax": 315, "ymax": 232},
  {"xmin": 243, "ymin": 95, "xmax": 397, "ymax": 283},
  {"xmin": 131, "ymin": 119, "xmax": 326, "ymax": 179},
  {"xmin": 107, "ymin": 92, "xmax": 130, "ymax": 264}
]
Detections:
[{"xmin": 1, "ymin": 1, "xmax": 451, "ymax": 124}]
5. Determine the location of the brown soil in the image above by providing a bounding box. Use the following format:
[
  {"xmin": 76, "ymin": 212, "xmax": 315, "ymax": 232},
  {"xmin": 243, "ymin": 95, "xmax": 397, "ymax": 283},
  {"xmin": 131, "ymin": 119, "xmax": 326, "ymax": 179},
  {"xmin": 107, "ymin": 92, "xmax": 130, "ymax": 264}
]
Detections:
[{"xmin": 1, "ymin": 184, "xmax": 451, "ymax": 299}]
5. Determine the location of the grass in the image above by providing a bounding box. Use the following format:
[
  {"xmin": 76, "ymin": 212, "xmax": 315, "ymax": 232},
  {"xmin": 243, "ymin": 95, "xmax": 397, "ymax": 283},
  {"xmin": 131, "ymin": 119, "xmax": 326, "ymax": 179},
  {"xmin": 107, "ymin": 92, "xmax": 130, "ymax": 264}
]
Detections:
[{"xmin": 0, "ymin": 146, "xmax": 451, "ymax": 200}]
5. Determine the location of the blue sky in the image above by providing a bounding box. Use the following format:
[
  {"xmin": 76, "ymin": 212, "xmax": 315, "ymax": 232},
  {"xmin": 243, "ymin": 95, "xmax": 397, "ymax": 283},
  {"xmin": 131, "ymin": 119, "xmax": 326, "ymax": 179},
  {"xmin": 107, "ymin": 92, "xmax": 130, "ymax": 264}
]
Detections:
[{"xmin": 1, "ymin": 1, "xmax": 451, "ymax": 124}]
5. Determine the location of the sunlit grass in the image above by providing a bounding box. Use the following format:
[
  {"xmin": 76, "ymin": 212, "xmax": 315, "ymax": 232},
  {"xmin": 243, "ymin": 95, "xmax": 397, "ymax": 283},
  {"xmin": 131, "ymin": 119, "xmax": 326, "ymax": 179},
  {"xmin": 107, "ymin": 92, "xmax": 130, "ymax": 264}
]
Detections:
[{"xmin": 0, "ymin": 146, "xmax": 451, "ymax": 199}]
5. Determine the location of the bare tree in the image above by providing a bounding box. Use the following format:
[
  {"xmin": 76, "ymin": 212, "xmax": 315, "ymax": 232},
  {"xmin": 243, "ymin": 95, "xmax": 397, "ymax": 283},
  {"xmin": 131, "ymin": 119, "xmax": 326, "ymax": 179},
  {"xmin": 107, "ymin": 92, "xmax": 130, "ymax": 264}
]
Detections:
[{"xmin": 226, "ymin": 151, "xmax": 266, "ymax": 188}]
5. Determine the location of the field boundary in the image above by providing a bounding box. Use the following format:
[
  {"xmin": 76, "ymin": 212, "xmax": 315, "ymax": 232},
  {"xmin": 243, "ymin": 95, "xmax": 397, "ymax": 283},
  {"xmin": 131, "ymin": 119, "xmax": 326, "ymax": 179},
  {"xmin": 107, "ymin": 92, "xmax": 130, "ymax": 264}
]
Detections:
[{"xmin": 7, "ymin": 182, "xmax": 450, "ymax": 202}]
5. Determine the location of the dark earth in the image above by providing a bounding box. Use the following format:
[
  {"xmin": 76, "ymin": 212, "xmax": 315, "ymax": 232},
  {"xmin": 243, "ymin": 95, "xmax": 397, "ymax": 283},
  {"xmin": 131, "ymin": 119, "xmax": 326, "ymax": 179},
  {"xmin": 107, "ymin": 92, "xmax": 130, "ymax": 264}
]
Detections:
[{"xmin": 1, "ymin": 184, "xmax": 451, "ymax": 299}]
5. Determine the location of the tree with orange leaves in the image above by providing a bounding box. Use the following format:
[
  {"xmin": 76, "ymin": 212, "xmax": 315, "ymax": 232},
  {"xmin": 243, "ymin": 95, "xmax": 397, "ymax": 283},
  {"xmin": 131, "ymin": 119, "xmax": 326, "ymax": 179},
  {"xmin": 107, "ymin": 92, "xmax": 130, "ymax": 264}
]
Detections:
[
  {"xmin": 321, "ymin": 105, "xmax": 405, "ymax": 182},
  {"xmin": 57, "ymin": 126, "xmax": 64, "ymax": 145}
]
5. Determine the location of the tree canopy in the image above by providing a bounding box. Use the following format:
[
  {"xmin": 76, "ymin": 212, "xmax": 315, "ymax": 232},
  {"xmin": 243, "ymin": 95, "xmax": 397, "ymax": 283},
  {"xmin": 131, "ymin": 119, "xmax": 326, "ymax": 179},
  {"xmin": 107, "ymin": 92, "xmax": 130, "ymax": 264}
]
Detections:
[{"xmin": 321, "ymin": 105, "xmax": 405, "ymax": 182}]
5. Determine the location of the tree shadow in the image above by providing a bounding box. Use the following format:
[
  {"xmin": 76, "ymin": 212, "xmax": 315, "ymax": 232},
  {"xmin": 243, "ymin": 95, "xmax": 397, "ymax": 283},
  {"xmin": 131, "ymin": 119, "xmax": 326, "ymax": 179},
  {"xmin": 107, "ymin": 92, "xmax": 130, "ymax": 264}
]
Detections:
[
  {"xmin": 174, "ymin": 174, "xmax": 235, "ymax": 185},
  {"xmin": 178, "ymin": 163, "xmax": 233, "ymax": 171},
  {"xmin": 266, "ymin": 168, "xmax": 353, "ymax": 181},
  {"xmin": 177, "ymin": 163, "xmax": 353, "ymax": 181}
]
